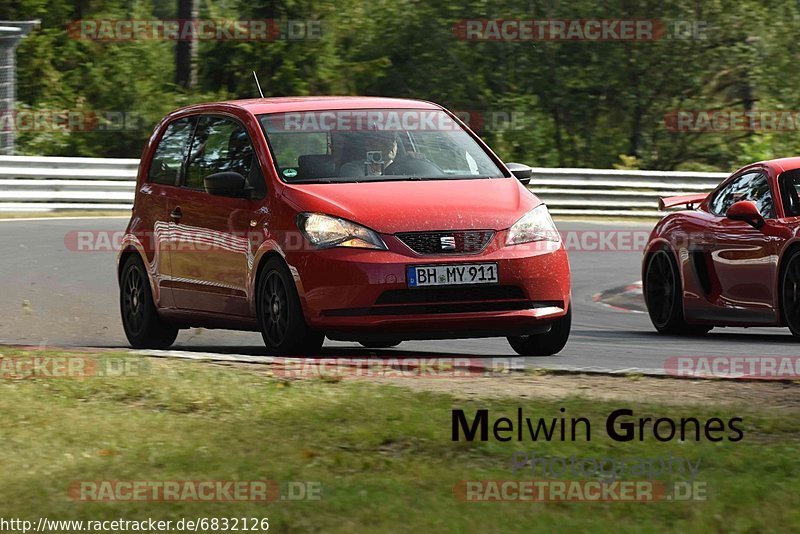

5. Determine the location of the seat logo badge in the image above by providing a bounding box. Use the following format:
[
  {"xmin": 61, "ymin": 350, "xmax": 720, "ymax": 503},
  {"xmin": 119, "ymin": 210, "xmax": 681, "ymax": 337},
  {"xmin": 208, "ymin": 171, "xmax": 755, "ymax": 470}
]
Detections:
[{"xmin": 440, "ymin": 236, "xmax": 456, "ymax": 250}]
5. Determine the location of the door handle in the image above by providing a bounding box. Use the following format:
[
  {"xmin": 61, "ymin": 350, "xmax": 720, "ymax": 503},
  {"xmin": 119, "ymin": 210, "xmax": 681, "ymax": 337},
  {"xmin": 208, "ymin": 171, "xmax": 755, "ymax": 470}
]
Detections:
[{"xmin": 170, "ymin": 207, "xmax": 183, "ymax": 220}]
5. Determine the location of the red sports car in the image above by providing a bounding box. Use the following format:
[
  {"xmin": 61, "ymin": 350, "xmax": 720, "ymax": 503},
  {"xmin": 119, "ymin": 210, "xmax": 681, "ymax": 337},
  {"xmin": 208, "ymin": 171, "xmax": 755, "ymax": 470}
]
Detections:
[
  {"xmin": 118, "ymin": 97, "xmax": 572, "ymax": 355},
  {"xmin": 643, "ymin": 157, "xmax": 800, "ymax": 336}
]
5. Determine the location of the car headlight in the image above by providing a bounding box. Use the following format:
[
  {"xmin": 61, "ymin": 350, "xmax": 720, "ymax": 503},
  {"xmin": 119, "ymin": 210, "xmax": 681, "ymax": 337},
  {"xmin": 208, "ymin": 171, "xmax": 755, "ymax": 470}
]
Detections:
[
  {"xmin": 506, "ymin": 204, "xmax": 560, "ymax": 245},
  {"xmin": 297, "ymin": 213, "xmax": 387, "ymax": 250}
]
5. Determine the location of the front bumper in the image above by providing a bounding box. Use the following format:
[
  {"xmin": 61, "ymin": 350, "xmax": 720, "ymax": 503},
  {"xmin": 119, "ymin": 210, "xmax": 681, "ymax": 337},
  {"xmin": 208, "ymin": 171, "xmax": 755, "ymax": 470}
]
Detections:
[{"xmin": 285, "ymin": 231, "xmax": 571, "ymax": 339}]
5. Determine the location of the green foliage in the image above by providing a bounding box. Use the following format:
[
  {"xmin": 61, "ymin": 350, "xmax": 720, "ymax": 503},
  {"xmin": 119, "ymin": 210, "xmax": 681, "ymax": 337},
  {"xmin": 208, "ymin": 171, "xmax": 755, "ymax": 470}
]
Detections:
[{"xmin": 4, "ymin": 0, "xmax": 800, "ymax": 170}]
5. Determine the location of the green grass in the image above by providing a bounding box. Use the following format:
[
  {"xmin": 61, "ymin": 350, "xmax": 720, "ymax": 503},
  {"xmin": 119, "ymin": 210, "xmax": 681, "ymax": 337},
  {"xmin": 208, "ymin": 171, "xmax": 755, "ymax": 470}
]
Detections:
[{"xmin": 0, "ymin": 349, "xmax": 797, "ymax": 533}]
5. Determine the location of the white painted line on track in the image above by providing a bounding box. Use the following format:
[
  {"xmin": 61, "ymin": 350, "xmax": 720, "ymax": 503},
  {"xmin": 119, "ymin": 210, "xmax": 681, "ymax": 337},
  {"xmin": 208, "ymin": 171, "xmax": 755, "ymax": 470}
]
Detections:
[
  {"xmin": 132, "ymin": 349, "xmax": 670, "ymax": 377},
  {"xmin": 0, "ymin": 216, "xmax": 130, "ymax": 222}
]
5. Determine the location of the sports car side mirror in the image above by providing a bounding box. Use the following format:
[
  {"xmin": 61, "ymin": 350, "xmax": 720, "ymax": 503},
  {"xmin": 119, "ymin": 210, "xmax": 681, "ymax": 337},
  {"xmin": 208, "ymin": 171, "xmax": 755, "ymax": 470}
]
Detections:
[
  {"xmin": 506, "ymin": 163, "xmax": 532, "ymax": 185},
  {"xmin": 726, "ymin": 200, "xmax": 765, "ymax": 229}
]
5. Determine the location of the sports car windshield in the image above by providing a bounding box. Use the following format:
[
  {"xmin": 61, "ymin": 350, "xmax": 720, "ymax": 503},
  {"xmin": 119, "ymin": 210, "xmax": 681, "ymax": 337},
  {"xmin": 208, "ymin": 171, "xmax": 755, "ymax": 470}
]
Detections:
[{"xmin": 259, "ymin": 109, "xmax": 505, "ymax": 183}]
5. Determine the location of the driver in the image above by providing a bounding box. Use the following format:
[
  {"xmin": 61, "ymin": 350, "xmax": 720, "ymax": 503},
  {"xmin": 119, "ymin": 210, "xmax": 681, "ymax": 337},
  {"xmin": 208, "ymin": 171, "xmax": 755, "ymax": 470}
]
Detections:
[{"xmin": 337, "ymin": 131, "xmax": 398, "ymax": 176}]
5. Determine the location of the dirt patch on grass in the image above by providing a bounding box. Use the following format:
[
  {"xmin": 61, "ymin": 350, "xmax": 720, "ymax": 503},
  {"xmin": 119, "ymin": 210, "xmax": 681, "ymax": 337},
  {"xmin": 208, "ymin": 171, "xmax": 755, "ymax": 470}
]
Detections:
[{"xmin": 214, "ymin": 360, "xmax": 800, "ymax": 409}]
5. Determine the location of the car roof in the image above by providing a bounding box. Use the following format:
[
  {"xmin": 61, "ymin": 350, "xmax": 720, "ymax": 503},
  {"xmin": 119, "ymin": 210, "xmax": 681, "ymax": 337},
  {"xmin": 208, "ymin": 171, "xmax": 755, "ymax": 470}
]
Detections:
[
  {"xmin": 756, "ymin": 157, "xmax": 800, "ymax": 173},
  {"xmin": 174, "ymin": 96, "xmax": 444, "ymax": 115}
]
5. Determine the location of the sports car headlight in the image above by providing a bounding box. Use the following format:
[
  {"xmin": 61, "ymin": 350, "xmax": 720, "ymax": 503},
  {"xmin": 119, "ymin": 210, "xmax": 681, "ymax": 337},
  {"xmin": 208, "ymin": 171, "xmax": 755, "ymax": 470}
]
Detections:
[
  {"xmin": 505, "ymin": 204, "xmax": 560, "ymax": 245},
  {"xmin": 297, "ymin": 213, "xmax": 387, "ymax": 250}
]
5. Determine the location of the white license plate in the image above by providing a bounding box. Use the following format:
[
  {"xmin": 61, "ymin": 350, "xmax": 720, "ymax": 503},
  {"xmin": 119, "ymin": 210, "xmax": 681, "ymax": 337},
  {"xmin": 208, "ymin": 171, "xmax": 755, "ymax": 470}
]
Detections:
[{"xmin": 407, "ymin": 263, "xmax": 499, "ymax": 287}]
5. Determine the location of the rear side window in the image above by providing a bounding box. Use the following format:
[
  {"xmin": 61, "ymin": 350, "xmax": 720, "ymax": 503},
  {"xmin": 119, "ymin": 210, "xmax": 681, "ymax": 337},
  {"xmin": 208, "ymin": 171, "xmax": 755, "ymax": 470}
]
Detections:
[
  {"xmin": 148, "ymin": 117, "xmax": 195, "ymax": 185},
  {"xmin": 185, "ymin": 116, "xmax": 265, "ymax": 197},
  {"xmin": 709, "ymin": 171, "xmax": 774, "ymax": 218}
]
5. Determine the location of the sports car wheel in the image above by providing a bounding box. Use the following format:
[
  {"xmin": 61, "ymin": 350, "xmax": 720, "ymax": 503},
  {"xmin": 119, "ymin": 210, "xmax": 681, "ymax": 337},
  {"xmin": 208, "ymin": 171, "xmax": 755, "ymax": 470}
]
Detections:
[
  {"xmin": 781, "ymin": 250, "xmax": 800, "ymax": 337},
  {"xmin": 120, "ymin": 255, "xmax": 178, "ymax": 349},
  {"xmin": 644, "ymin": 248, "xmax": 710, "ymax": 335},
  {"xmin": 257, "ymin": 257, "xmax": 325, "ymax": 355}
]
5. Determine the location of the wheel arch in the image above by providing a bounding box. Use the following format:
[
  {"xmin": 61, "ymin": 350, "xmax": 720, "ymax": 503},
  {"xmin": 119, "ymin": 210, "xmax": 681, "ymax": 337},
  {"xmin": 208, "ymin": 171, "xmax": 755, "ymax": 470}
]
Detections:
[
  {"xmin": 642, "ymin": 238, "xmax": 687, "ymax": 318},
  {"xmin": 116, "ymin": 236, "xmax": 164, "ymax": 307},
  {"xmin": 249, "ymin": 245, "xmax": 308, "ymax": 317},
  {"xmin": 643, "ymin": 237, "xmax": 682, "ymax": 287}
]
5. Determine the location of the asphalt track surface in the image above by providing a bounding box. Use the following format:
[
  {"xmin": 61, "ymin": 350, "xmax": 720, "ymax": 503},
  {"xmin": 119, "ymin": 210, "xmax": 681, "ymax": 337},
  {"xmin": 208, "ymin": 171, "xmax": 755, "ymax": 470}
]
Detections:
[{"xmin": 1, "ymin": 217, "xmax": 798, "ymax": 373}]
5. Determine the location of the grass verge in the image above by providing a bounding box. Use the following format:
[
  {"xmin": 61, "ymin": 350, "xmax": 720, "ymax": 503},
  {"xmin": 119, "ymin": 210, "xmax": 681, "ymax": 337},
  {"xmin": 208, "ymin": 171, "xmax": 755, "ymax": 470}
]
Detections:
[{"xmin": 0, "ymin": 348, "xmax": 797, "ymax": 533}]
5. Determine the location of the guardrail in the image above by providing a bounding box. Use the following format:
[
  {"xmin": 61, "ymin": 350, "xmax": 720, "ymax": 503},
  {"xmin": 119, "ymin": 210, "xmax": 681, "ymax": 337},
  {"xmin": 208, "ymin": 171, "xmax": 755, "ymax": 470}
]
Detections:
[{"xmin": 0, "ymin": 155, "xmax": 729, "ymax": 217}]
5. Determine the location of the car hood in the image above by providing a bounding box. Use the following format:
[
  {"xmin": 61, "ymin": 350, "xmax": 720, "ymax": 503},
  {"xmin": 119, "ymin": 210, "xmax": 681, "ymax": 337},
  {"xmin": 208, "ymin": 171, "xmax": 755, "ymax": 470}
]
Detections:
[{"xmin": 281, "ymin": 178, "xmax": 541, "ymax": 233}]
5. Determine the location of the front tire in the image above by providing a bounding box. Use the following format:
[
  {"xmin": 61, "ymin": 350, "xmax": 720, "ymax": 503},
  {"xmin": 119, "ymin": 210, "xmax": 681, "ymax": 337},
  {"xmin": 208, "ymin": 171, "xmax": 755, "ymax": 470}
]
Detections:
[
  {"xmin": 644, "ymin": 248, "xmax": 710, "ymax": 335},
  {"xmin": 507, "ymin": 307, "xmax": 571, "ymax": 356},
  {"xmin": 780, "ymin": 249, "xmax": 800, "ymax": 337},
  {"xmin": 257, "ymin": 257, "xmax": 324, "ymax": 355},
  {"xmin": 120, "ymin": 255, "xmax": 178, "ymax": 349}
]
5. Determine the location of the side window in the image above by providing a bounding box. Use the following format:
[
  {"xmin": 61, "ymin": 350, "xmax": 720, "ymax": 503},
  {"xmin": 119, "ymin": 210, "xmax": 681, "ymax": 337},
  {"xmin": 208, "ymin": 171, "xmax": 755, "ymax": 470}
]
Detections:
[
  {"xmin": 185, "ymin": 116, "xmax": 265, "ymax": 197},
  {"xmin": 709, "ymin": 171, "xmax": 774, "ymax": 218},
  {"xmin": 780, "ymin": 171, "xmax": 800, "ymax": 217},
  {"xmin": 148, "ymin": 117, "xmax": 195, "ymax": 185}
]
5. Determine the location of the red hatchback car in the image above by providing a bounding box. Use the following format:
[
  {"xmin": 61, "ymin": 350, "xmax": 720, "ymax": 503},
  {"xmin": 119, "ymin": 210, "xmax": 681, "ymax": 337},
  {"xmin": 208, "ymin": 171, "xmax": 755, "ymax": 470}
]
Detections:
[
  {"xmin": 118, "ymin": 97, "xmax": 571, "ymax": 355},
  {"xmin": 644, "ymin": 157, "xmax": 800, "ymax": 337}
]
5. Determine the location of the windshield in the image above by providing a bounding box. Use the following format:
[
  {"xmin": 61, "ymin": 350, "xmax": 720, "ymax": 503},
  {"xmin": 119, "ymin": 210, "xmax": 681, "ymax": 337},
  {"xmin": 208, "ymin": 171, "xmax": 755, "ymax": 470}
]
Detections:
[{"xmin": 259, "ymin": 109, "xmax": 505, "ymax": 183}]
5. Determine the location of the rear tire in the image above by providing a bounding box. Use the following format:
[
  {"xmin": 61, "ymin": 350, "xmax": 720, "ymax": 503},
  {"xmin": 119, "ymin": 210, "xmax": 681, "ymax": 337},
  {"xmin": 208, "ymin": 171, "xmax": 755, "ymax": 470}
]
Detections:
[
  {"xmin": 507, "ymin": 307, "xmax": 571, "ymax": 356},
  {"xmin": 644, "ymin": 248, "xmax": 711, "ymax": 335},
  {"xmin": 257, "ymin": 257, "xmax": 324, "ymax": 355},
  {"xmin": 120, "ymin": 255, "xmax": 178, "ymax": 349}
]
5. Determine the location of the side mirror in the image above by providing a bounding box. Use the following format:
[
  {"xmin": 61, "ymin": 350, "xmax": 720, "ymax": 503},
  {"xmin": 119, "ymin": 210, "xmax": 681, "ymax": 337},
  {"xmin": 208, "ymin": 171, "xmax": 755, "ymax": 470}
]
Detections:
[
  {"xmin": 726, "ymin": 200, "xmax": 765, "ymax": 229},
  {"xmin": 203, "ymin": 171, "xmax": 252, "ymax": 198},
  {"xmin": 506, "ymin": 163, "xmax": 532, "ymax": 185}
]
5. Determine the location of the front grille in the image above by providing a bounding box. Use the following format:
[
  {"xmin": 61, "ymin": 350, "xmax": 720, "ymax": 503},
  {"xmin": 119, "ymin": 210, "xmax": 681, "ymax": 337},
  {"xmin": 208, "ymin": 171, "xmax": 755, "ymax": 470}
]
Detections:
[
  {"xmin": 396, "ymin": 230, "xmax": 494, "ymax": 255},
  {"xmin": 376, "ymin": 286, "xmax": 525, "ymax": 305},
  {"xmin": 324, "ymin": 301, "xmax": 539, "ymax": 316},
  {"xmin": 322, "ymin": 286, "xmax": 558, "ymax": 317}
]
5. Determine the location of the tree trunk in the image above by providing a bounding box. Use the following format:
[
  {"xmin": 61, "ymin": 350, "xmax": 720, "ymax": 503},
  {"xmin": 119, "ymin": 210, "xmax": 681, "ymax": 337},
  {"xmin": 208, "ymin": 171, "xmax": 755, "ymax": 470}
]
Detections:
[{"xmin": 175, "ymin": 0, "xmax": 198, "ymax": 89}]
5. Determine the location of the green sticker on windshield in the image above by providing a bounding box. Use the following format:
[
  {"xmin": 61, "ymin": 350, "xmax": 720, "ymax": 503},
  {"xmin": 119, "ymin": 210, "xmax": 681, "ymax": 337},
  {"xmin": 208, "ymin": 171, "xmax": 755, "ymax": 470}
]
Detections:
[{"xmin": 283, "ymin": 168, "xmax": 298, "ymax": 178}]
